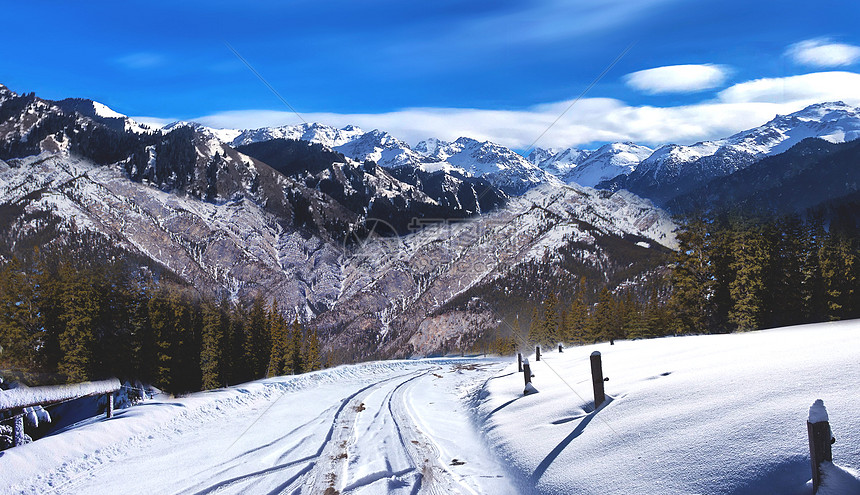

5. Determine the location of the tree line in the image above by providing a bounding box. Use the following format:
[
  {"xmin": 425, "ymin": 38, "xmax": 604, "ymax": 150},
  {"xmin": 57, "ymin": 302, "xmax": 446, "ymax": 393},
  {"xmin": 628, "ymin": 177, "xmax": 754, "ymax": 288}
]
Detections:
[
  {"xmin": 480, "ymin": 210, "xmax": 858, "ymax": 354},
  {"xmin": 0, "ymin": 233, "xmax": 322, "ymax": 393}
]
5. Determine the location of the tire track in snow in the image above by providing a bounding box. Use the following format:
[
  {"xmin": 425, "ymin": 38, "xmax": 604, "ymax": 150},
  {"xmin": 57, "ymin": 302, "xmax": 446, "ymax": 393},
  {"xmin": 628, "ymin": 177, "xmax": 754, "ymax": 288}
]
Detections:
[{"xmin": 186, "ymin": 370, "xmax": 425, "ymax": 495}]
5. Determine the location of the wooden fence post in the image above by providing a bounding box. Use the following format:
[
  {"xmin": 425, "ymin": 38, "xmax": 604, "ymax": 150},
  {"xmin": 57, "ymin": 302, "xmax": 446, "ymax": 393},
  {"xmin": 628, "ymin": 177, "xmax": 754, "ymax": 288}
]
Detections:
[
  {"xmin": 517, "ymin": 353, "xmax": 523, "ymax": 372},
  {"xmin": 808, "ymin": 399, "xmax": 834, "ymax": 494},
  {"xmin": 535, "ymin": 346, "xmax": 541, "ymax": 361},
  {"xmin": 523, "ymin": 358, "xmax": 538, "ymax": 395},
  {"xmin": 523, "ymin": 360, "xmax": 532, "ymax": 387},
  {"xmin": 12, "ymin": 409, "xmax": 25, "ymax": 447},
  {"xmin": 106, "ymin": 392, "xmax": 114, "ymax": 419},
  {"xmin": 590, "ymin": 351, "xmax": 605, "ymax": 408}
]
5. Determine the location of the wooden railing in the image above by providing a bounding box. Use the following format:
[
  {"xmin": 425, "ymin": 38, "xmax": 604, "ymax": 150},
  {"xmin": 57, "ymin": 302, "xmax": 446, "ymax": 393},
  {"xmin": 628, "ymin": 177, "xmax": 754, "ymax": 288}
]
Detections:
[{"xmin": 1, "ymin": 378, "xmax": 121, "ymax": 448}]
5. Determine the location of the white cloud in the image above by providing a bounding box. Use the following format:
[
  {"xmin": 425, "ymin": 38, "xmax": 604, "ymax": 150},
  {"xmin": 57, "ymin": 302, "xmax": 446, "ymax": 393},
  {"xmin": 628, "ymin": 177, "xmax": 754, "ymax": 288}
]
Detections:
[
  {"xmin": 717, "ymin": 71, "xmax": 860, "ymax": 104},
  {"xmin": 624, "ymin": 64, "xmax": 729, "ymax": 94},
  {"xmin": 171, "ymin": 71, "xmax": 860, "ymax": 150},
  {"xmin": 787, "ymin": 39, "xmax": 860, "ymax": 67}
]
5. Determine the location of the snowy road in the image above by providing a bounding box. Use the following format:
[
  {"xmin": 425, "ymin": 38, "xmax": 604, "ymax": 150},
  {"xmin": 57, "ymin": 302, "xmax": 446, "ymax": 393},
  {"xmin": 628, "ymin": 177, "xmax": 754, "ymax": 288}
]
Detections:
[{"xmin": 2, "ymin": 359, "xmax": 520, "ymax": 495}]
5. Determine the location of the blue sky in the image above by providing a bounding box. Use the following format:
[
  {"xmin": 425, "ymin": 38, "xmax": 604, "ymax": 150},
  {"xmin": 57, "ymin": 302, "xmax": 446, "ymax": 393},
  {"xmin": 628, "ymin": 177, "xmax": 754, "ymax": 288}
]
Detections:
[{"xmin": 5, "ymin": 0, "xmax": 860, "ymax": 149}]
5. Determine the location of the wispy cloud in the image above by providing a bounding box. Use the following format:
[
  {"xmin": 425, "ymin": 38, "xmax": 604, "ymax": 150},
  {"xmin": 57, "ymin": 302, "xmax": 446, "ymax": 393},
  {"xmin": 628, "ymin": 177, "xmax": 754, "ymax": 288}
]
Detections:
[
  {"xmin": 114, "ymin": 52, "xmax": 165, "ymax": 70},
  {"xmin": 786, "ymin": 39, "xmax": 860, "ymax": 67},
  {"xmin": 168, "ymin": 71, "xmax": 860, "ymax": 150},
  {"xmin": 624, "ymin": 64, "xmax": 730, "ymax": 94}
]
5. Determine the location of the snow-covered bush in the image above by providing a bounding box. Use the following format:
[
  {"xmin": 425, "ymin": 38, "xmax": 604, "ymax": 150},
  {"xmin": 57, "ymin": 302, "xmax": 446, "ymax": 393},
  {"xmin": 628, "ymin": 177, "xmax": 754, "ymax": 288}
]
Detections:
[{"xmin": 0, "ymin": 423, "xmax": 31, "ymax": 449}]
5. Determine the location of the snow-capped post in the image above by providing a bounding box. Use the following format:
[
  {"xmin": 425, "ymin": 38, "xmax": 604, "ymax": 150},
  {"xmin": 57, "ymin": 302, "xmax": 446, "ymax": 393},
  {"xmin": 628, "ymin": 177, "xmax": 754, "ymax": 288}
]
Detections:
[
  {"xmin": 522, "ymin": 358, "xmax": 538, "ymax": 395},
  {"xmin": 590, "ymin": 351, "xmax": 605, "ymax": 408},
  {"xmin": 106, "ymin": 392, "xmax": 114, "ymax": 418},
  {"xmin": 535, "ymin": 346, "xmax": 541, "ymax": 361},
  {"xmin": 517, "ymin": 352, "xmax": 523, "ymax": 372},
  {"xmin": 808, "ymin": 399, "xmax": 834, "ymax": 493},
  {"xmin": 12, "ymin": 409, "xmax": 25, "ymax": 447}
]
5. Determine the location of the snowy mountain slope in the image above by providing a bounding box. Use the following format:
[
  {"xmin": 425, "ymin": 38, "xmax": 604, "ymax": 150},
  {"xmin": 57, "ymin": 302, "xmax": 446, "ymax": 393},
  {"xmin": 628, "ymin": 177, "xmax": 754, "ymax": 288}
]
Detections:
[
  {"xmin": 667, "ymin": 137, "xmax": 860, "ymax": 215},
  {"xmin": 562, "ymin": 142, "xmax": 653, "ymax": 188},
  {"xmin": 478, "ymin": 320, "xmax": 860, "ymax": 494},
  {"xmin": 52, "ymin": 98, "xmax": 155, "ymax": 135},
  {"xmin": 315, "ymin": 182, "xmax": 677, "ymax": 360},
  {"xmin": 525, "ymin": 147, "xmax": 558, "ymax": 167},
  {"xmin": 533, "ymin": 146, "xmax": 588, "ymax": 177},
  {"xmin": 0, "ymin": 152, "xmax": 345, "ymax": 318},
  {"xmin": 0, "ymin": 83, "xmax": 680, "ymax": 361},
  {"xmin": 600, "ymin": 101, "xmax": 860, "ymax": 205},
  {"xmin": 234, "ymin": 138, "xmax": 507, "ymax": 231},
  {"xmin": 415, "ymin": 137, "xmax": 560, "ymax": 195},
  {"xmin": 230, "ymin": 122, "xmax": 365, "ymax": 148}
]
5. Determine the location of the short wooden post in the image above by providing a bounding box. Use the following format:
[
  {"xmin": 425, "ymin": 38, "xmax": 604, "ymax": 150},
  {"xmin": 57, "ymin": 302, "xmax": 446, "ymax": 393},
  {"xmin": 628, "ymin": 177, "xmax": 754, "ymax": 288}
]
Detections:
[
  {"xmin": 523, "ymin": 361, "xmax": 532, "ymax": 387},
  {"xmin": 106, "ymin": 392, "xmax": 115, "ymax": 418},
  {"xmin": 808, "ymin": 399, "xmax": 833, "ymax": 494},
  {"xmin": 558, "ymin": 344, "xmax": 563, "ymax": 353},
  {"xmin": 590, "ymin": 351, "xmax": 605, "ymax": 409},
  {"xmin": 517, "ymin": 353, "xmax": 523, "ymax": 372},
  {"xmin": 12, "ymin": 409, "xmax": 25, "ymax": 447},
  {"xmin": 535, "ymin": 346, "xmax": 541, "ymax": 361},
  {"xmin": 522, "ymin": 358, "xmax": 538, "ymax": 395}
]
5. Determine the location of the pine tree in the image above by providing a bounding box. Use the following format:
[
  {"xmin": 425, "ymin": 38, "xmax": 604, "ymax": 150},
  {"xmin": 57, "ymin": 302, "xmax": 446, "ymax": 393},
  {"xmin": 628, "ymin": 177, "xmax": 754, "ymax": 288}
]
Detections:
[
  {"xmin": 728, "ymin": 217, "xmax": 770, "ymax": 331},
  {"xmin": 771, "ymin": 215, "xmax": 810, "ymax": 327},
  {"xmin": 668, "ymin": 214, "xmax": 715, "ymax": 334},
  {"xmin": 820, "ymin": 232, "xmax": 858, "ymax": 321},
  {"xmin": 302, "ymin": 328, "xmax": 322, "ymax": 373},
  {"xmin": 267, "ymin": 301, "xmax": 288, "ymax": 376},
  {"xmin": 542, "ymin": 293, "xmax": 559, "ymax": 346},
  {"xmin": 200, "ymin": 301, "xmax": 225, "ymax": 390},
  {"xmin": 226, "ymin": 302, "xmax": 248, "ymax": 385},
  {"xmin": 0, "ymin": 258, "xmax": 37, "ymax": 368},
  {"xmin": 285, "ymin": 317, "xmax": 304, "ymax": 375},
  {"xmin": 58, "ymin": 266, "xmax": 99, "ymax": 382},
  {"xmin": 527, "ymin": 306, "xmax": 543, "ymax": 347},
  {"xmin": 620, "ymin": 291, "xmax": 647, "ymax": 340},
  {"xmin": 148, "ymin": 290, "xmax": 175, "ymax": 391},
  {"xmin": 590, "ymin": 288, "xmax": 619, "ymax": 343},
  {"xmin": 643, "ymin": 287, "xmax": 666, "ymax": 338},
  {"xmin": 243, "ymin": 294, "xmax": 270, "ymax": 379},
  {"xmin": 565, "ymin": 290, "xmax": 588, "ymax": 345}
]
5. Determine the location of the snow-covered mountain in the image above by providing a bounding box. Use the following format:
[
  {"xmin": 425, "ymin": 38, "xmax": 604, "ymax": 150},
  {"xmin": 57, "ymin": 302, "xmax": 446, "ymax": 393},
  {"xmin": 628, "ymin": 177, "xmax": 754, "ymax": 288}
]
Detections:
[
  {"xmin": 318, "ymin": 181, "xmax": 677, "ymax": 357},
  {"xmin": 209, "ymin": 121, "xmax": 558, "ymax": 196},
  {"xmin": 600, "ymin": 101, "xmax": 860, "ymax": 205},
  {"xmin": 534, "ymin": 147, "xmax": 588, "ymax": 176},
  {"xmin": 413, "ymin": 136, "xmax": 560, "ymax": 194},
  {"xmin": 52, "ymin": 98, "xmax": 156, "ymax": 135},
  {"xmin": 563, "ymin": 142, "xmax": 653, "ymax": 187},
  {"xmin": 0, "ymin": 83, "xmax": 676, "ymax": 360},
  {"xmin": 231, "ymin": 122, "xmax": 365, "ymax": 149},
  {"xmin": 331, "ymin": 129, "xmax": 451, "ymax": 172}
]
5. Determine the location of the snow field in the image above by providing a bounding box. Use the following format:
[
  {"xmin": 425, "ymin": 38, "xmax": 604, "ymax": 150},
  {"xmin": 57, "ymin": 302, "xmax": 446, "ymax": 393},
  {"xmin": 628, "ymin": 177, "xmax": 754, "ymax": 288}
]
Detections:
[
  {"xmin": 1, "ymin": 358, "xmax": 516, "ymax": 495},
  {"xmin": 475, "ymin": 320, "xmax": 860, "ymax": 494}
]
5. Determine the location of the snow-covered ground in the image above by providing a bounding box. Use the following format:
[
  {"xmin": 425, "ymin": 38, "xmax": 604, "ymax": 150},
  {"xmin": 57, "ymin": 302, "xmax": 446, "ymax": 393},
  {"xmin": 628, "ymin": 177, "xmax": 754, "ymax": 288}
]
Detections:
[
  {"xmin": 478, "ymin": 320, "xmax": 860, "ymax": 495},
  {"xmin": 2, "ymin": 321, "xmax": 859, "ymax": 494},
  {"xmin": 1, "ymin": 359, "xmax": 518, "ymax": 495}
]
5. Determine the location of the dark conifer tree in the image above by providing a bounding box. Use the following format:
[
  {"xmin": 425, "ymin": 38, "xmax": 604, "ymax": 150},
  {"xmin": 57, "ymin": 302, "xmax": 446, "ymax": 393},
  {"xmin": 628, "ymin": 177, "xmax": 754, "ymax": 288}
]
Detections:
[
  {"xmin": 244, "ymin": 294, "xmax": 270, "ymax": 379},
  {"xmin": 200, "ymin": 301, "xmax": 225, "ymax": 390},
  {"xmin": 286, "ymin": 317, "xmax": 304, "ymax": 375},
  {"xmin": 267, "ymin": 300, "xmax": 288, "ymax": 376},
  {"xmin": 302, "ymin": 328, "xmax": 322, "ymax": 373},
  {"xmin": 58, "ymin": 265, "xmax": 99, "ymax": 382}
]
